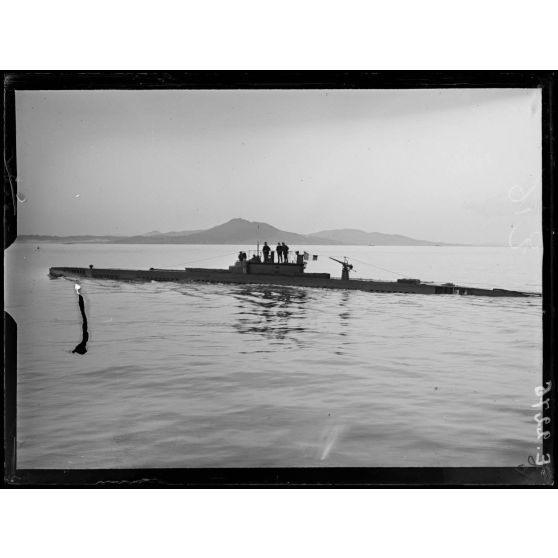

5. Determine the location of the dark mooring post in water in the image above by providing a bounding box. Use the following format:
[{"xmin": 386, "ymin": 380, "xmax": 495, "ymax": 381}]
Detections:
[
  {"xmin": 72, "ymin": 285, "xmax": 89, "ymax": 355},
  {"xmin": 330, "ymin": 257, "xmax": 354, "ymax": 281}
]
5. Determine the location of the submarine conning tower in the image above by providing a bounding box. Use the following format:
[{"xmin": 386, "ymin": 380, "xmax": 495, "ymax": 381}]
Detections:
[{"xmin": 229, "ymin": 260, "xmax": 306, "ymax": 276}]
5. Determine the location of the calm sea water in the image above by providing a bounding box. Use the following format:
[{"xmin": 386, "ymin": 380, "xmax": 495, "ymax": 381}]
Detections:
[{"xmin": 5, "ymin": 242, "xmax": 542, "ymax": 468}]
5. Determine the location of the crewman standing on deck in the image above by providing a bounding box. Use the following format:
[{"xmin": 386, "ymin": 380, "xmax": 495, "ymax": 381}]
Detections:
[
  {"xmin": 276, "ymin": 242, "xmax": 283, "ymax": 263},
  {"xmin": 282, "ymin": 242, "xmax": 289, "ymax": 263},
  {"xmin": 262, "ymin": 242, "xmax": 270, "ymax": 262}
]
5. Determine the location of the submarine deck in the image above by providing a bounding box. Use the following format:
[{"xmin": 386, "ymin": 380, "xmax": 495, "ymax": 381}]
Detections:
[{"xmin": 48, "ymin": 266, "xmax": 540, "ymax": 298}]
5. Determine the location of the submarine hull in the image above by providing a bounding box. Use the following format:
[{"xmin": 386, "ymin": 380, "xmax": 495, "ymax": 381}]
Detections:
[{"xmin": 48, "ymin": 266, "xmax": 539, "ymax": 298}]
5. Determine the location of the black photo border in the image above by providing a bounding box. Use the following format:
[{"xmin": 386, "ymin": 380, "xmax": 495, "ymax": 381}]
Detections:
[{"xmin": 3, "ymin": 71, "xmax": 556, "ymax": 487}]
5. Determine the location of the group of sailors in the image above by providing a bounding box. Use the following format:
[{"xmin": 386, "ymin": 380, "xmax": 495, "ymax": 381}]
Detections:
[
  {"xmin": 265, "ymin": 242, "xmax": 290, "ymax": 263},
  {"xmin": 239, "ymin": 242, "xmax": 303, "ymax": 264}
]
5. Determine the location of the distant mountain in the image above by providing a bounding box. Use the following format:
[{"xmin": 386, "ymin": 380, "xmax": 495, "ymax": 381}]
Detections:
[
  {"xmin": 18, "ymin": 219, "xmax": 455, "ymax": 246},
  {"xmin": 140, "ymin": 229, "xmax": 203, "ymax": 237},
  {"xmin": 18, "ymin": 234, "xmax": 123, "ymax": 243},
  {"xmin": 147, "ymin": 218, "xmax": 343, "ymax": 245},
  {"xmin": 309, "ymin": 228, "xmax": 447, "ymax": 246},
  {"xmin": 115, "ymin": 228, "xmax": 204, "ymax": 243},
  {"xmin": 161, "ymin": 229, "xmax": 203, "ymax": 237}
]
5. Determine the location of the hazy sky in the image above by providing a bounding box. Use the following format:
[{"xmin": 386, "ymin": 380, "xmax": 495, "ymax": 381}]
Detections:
[{"xmin": 15, "ymin": 88, "xmax": 541, "ymax": 244}]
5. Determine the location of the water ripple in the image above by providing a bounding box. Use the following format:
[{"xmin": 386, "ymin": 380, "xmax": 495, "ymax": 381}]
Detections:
[{"xmin": 7, "ymin": 242, "xmax": 543, "ymax": 468}]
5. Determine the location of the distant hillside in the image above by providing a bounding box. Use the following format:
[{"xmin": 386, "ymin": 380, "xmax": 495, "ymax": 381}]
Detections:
[
  {"xmin": 309, "ymin": 228, "xmax": 447, "ymax": 246},
  {"xmin": 113, "ymin": 228, "xmax": 204, "ymax": 243},
  {"xmin": 18, "ymin": 219, "xmax": 455, "ymax": 246},
  {"xmin": 163, "ymin": 229, "xmax": 203, "ymax": 237},
  {"xmin": 18, "ymin": 234, "xmax": 122, "ymax": 243},
  {"xmin": 150, "ymin": 218, "xmax": 343, "ymax": 245},
  {"xmin": 139, "ymin": 229, "xmax": 203, "ymax": 237}
]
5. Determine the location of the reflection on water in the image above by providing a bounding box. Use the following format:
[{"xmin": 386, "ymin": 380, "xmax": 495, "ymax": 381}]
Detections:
[
  {"xmin": 7, "ymin": 242, "xmax": 543, "ymax": 468},
  {"xmin": 232, "ymin": 286, "xmax": 310, "ymax": 346},
  {"xmin": 334, "ymin": 291, "xmax": 352, "ymax": 356},
  {"xmin": 338, "ymin": 291, "xmax": 351, "ymax": 335}
]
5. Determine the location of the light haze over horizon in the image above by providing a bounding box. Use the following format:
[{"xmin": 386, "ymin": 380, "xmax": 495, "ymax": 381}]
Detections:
[{"xmin": 15, "ymin": 88, "xmax": 541, "ymax": 245}]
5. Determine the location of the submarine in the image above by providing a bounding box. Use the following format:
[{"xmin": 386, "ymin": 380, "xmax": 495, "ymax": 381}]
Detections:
[{"xmin": 49, "ymin": 250, "xmax": 540, "ymax": 298}]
